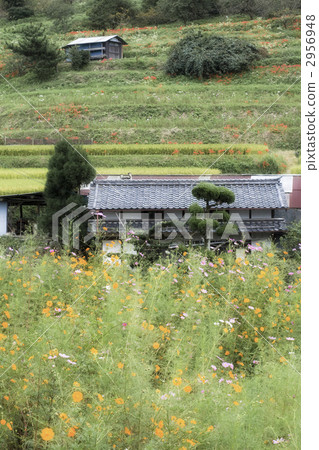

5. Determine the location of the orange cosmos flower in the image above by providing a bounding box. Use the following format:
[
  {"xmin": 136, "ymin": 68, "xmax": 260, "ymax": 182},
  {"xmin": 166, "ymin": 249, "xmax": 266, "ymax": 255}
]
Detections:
[
  {"xmin": 155, "ymin": 427, "xmax": 164, "ymax": 438},
  {"xmin": 184, "ymin": 385, "xmax": 192, "ymax": 393},
  {"xmin": 173, "ymin": 377, "xmax": 182, "ymax": 386},
  {"xmin": 41, "ymin": 427, "xmax": 54, "ymax": 441},
  {"xmin": 232, "ymin": 384, "xmax": 242, "ymax": 393},
  {"xmin": 72, "ymin": 391, "xmax": 83, "ymax": 403},
  {"xmin": 68, "ymin": 427, "xmax": 76, "ymax": 437}
]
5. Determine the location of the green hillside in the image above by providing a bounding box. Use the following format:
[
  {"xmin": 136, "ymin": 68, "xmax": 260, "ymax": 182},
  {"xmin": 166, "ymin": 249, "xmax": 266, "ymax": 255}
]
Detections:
[{"xmin": 0, "ymin": 13, "xmax": 301, "ymax": 192}]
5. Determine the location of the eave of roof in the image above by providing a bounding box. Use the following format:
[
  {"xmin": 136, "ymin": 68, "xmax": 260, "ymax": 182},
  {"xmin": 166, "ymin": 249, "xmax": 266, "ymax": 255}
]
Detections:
[{"xmin": 62, "ymin": 35, "xmax": 128, "ymax": 47}]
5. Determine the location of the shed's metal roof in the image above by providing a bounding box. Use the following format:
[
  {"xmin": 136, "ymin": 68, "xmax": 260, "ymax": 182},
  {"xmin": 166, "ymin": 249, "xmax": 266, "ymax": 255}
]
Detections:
[
  {"xmin": 88, "ymin": 178, "xmax": 288, "ymax": 210},
  {"xmin": 63, "ymin": 35, "xmax": 127, "ymax": 47}
]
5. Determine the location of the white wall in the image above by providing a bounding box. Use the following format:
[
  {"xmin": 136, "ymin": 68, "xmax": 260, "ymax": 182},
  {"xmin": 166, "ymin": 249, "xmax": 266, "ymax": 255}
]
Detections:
[
  {"xmin": 0, "ymin": 202, "xmax": 7, "ymax": 236},
  {"xmin": 231, "ymin": 209, "xmax": 250, "ymax": 219},
  {"xmin": 251, "ymin": 209, "xmax": 272, "ymax": 219}
]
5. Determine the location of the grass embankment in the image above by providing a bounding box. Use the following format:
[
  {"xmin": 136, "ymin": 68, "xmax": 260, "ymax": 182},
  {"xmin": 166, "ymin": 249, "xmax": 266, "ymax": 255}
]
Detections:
[{"xmin": 0, "ymin": 241, "xmax": 301, "ymax": 448}]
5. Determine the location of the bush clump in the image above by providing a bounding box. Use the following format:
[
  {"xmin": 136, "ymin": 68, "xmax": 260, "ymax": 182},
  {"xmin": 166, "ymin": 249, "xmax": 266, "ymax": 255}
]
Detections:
[
  {"xmin": 68, "ymin": 46, "xmax": 90, "ymax": 70},
  {"xmin": 166, "ymin": 32, "xmax": 263, "ymax": 78}
]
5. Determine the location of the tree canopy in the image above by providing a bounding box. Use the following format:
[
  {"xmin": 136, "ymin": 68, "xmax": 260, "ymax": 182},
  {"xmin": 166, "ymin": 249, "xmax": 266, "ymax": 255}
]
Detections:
[
  {"xmin": 157, "ymin": 0, "xmax": 218, "ymax": 25},
  {"xmin": 87, "ymin": 0, "xmax": 136, "ymax": 29}
]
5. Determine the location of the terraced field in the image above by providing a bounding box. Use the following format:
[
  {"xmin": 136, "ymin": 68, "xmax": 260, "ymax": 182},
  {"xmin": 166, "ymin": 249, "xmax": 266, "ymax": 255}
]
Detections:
[{"xmin": 0, "ymin": 14, "xmax": 301, "ymax": 193}]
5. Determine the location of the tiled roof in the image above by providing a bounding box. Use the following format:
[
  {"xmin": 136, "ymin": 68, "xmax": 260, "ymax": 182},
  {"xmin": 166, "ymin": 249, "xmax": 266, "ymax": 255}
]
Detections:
[{"xmin": 88, "ymin": 178, "xmax": 288, "ymax": 210}]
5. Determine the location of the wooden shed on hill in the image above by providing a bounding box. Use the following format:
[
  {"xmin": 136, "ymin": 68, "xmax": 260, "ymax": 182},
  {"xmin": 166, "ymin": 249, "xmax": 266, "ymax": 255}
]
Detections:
[{"xmin": 63, "ymin": 35, "xmax": 128, "ymax": 61}]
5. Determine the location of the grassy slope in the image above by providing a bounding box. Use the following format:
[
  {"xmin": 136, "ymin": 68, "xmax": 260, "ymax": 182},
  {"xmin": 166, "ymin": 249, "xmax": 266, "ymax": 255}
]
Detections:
[{"xmin": 0, "ymin": 14, "xmax": 301, "ymax": 192}]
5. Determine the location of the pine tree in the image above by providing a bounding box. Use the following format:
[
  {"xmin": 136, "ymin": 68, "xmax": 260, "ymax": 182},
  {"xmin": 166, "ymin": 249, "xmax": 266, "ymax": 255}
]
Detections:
[{"xmin": 6, "ymin": 24, "xmax": 61, "ymax": 80}]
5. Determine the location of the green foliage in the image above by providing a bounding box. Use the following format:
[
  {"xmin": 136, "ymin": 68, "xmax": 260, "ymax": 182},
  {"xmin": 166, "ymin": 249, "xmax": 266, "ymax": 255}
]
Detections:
[
  {"xmin": 189, "ymin": 202, "xmax": 204, "ymax": 214},
  {"xmin": 6, "ymin": 23, "xmax": 62, "ymax": 80},
  {"xmin": 157, "ymin": 0, "xmax": 218, "ymax": 25},
  {"xmin": 217, "ymin": 0, "xmax": 301, "ymax": 19},
  {"xmin": 6, "ymin": 5, "xmax": 34, "ymax": 20},
  {"xmin": 2, "ymin": 0, "xmax": 34, "ymax": 20},
  {"xmin": 44, "ymin": 0, "xmax": 74, "ymax": 32},
  {"xmin": 189, "ymin": 182, "xmax": 235, "ymax": 246},
  {"xmin": 87, "ymin": 0, "xmax": 136, "ymax": 29},
  {"xmin": 279, "ymin": 221, "xmax": 301, "ymax": 259},
  {"xmin": 166, "ymin": 32, "xmax": 262, "ymax": 78},
  {"xmin": 192, "ymin": 182, "xmax": 235, "ymax": 210},
  {"xmin": 68, "ymin": 46, "xmax": 90, "ymax": 70},
  {"xmin": 40, "ymin": 140, "xmax": 96, "ymax": 235}
]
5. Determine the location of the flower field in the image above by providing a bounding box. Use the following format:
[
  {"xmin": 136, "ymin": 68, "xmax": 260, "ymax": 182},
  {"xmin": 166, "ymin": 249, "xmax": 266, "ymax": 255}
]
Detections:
[{"xmin": 0, "ymin": 241, "xmax": 301, "ymax": 448}]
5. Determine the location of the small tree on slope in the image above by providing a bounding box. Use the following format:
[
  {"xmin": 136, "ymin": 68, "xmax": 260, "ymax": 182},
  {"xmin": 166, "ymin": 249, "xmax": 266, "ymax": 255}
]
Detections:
[{"xmin": 6, "ymin": 23, "xmax": 61, "ymax": 80}]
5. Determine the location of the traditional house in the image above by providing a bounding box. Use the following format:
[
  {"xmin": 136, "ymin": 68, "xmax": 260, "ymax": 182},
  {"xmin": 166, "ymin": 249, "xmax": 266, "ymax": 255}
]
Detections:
[
  {"xmin": 63, "ymin": 35, "xmax": 128, "ymax": 61},
  {"xmin": 87, "ymin": 176, "xmax": 291, "ymax": 249}
]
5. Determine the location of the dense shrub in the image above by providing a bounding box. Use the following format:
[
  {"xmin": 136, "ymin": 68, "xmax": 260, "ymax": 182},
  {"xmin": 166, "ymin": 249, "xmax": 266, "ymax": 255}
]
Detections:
[
  {"xmin": 166, "ymin": 32, "xmax": 263, "ymax": 78},
  {"xmin": 68, "ymin": 46, "xmax": 90, "ymax": 71},
  {"xmin": 279, "ymin": 221, "xmax": 301, "ymax": 259},
  {"xmin": 7, "ymin": 5, "xmax": 34, "ymax": 20}
]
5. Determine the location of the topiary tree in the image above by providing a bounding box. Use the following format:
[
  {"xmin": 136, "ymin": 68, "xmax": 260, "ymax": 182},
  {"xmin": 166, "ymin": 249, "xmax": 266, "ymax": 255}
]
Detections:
[
  {"xmin": 166, "ymin": 32, "xmax": 263, "ymax": 79},
  {"xmin": 188, "ymin": 182, "xmax": 235, "ymax": 249},
  {"xmin": 6, "ymin": 23, "xmax": 62, "ymax": 80},
  {"xmin": 68, "ymin": 46, "xmax": 90, "ymax": 70},
  {"xmin": 39, "ymin": 140, "xmax": 96, "ymax": 240}
]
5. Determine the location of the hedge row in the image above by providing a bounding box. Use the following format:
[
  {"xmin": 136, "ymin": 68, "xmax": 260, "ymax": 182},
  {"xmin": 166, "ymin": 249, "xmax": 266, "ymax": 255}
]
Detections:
[
  {"xmin": 0, "ymin": 143, "xmax": 269, "ymax": 156},
  {"xmin": 0, "ymin": 154, "xmax": 282, "ymax": 174}
]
